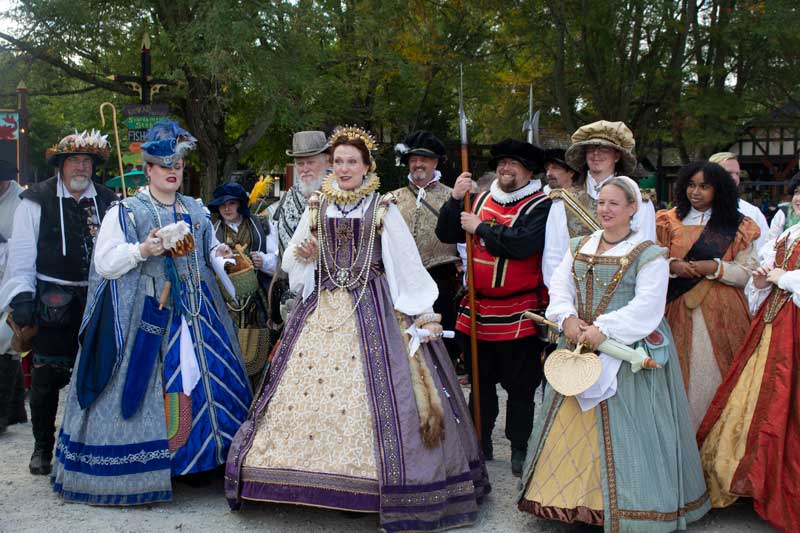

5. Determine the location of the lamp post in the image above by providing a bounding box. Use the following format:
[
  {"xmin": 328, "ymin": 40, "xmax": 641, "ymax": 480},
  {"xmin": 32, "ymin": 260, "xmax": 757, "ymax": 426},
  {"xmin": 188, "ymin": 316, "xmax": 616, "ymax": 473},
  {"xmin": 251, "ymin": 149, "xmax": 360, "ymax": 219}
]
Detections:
[{"xmin": 108, "ymin": 33, "xmax": 177, "ymax": 105}]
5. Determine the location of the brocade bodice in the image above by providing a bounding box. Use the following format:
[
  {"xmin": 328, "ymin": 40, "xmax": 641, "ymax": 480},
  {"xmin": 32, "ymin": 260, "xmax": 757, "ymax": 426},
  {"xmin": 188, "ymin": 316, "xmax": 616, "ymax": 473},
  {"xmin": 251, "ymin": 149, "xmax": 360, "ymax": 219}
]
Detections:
[
  {"xmin": 315, "ymin": 194, "xmax": 384, "ymax": 291},
  {"xmin": 570, "ymin": 236, "xmax": 666, "ymax": 323}
]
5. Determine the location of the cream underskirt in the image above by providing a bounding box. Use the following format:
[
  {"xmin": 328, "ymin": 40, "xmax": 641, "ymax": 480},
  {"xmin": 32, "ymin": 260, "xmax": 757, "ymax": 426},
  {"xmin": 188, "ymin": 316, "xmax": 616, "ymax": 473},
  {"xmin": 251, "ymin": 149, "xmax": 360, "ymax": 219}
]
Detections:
[
  {"xmin": 700, "ymin": 324, "xmax": 772, "ymax": 508},
  {"xmin": 523, "ymin": 396, "xmax": 604, "ymax": 511},
  {"xmin": 688, "ymin": 307, "xmax": 724, "ymax": 431},
  {"xmin": 243, "ymin": 289, "xmax": 378, "ymax": 481}
]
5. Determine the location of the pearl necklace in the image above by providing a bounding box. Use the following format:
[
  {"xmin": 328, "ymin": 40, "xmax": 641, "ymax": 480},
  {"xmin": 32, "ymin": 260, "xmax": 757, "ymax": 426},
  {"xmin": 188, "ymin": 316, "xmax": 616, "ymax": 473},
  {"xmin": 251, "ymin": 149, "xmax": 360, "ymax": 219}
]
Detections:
[{"xmin": 315, "ymin": 194, "xmax": 379, "ymax": 331}]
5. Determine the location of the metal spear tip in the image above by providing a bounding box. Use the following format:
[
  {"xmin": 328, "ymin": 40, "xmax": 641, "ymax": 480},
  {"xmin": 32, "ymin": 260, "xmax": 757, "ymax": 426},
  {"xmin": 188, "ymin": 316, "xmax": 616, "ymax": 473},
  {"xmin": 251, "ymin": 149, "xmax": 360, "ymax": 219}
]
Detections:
[{"xmin": 458, "ymin": 64, "xmax": 468, "ymax": 144}]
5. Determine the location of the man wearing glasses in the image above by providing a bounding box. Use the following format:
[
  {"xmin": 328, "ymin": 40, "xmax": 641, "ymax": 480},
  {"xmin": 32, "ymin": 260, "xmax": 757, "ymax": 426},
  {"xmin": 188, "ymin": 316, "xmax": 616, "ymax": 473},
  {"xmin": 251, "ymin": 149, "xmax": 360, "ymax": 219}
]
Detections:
[
  {"xmin": 2, "ymin": 131, "xmax": 116, "ymax": 475},
  {"xmin": 542, "ymin": 120, "xmax": 656, "ymax": 286}
]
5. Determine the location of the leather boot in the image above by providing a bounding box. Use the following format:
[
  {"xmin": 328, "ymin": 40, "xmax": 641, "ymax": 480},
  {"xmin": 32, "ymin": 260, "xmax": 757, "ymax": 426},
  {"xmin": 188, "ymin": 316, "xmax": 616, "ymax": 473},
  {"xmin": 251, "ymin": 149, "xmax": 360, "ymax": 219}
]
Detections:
[
  {"xmin": 511, "ymin": 447, "xmax": 527, "ymax": 478},
  {"xmin": 29, "ymin": 364, "xmax": 68, "ymax": 475},
  {"xmin": 29, "ymin": 444, "xmax": 52, "ymax": 475}
]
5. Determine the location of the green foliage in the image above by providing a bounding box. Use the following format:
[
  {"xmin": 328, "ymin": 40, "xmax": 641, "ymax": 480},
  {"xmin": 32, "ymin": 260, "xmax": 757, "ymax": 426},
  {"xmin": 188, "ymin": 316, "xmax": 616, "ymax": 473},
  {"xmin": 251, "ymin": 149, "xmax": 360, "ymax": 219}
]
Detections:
[{"xmin": 2, "ymin": 0, "xmax": 800, "ymax": 194}]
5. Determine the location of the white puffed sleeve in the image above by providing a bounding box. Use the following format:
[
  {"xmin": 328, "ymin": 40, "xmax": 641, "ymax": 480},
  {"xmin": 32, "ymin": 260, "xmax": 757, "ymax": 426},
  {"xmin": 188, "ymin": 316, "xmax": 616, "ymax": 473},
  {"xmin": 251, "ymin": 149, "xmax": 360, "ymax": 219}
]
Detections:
[
  {"xmin": 543, "ymin": 201, "xmax": 569, "ymax": 288},
  {"xmin": 259, "ymin": 221, "xmax": 279, "ymax": 275},
  {"xmin": 777, "ymin": 270, "xmax": 800, "ymax": 308},
  {"xmin": 746, "ymin": 239, "xmax": 777, "ymax": 314},
  {"xmin": 0, "ymin": 200, "xmax": 40, "ymax": 309},
  {"xmin": 381, "ymin": 204, "xmax": 437, "ymax": 316},
  {"xmin": 593, "ymin": 256, "xmax": 669, "ymax": 345},
  {"xmin": 281, "ymin": 208, "xmax": 316, "ymax": 301},
  {"xmin": 93, "ymin": 204, "xmax": 145, "ymax": 280},
  {"xmin": 767, "ymin": 210, "xmax": 785, "ymax": 244},
  {"xmin": 545, "ymin": 247, "xmax": 578, "ymax": 329}
]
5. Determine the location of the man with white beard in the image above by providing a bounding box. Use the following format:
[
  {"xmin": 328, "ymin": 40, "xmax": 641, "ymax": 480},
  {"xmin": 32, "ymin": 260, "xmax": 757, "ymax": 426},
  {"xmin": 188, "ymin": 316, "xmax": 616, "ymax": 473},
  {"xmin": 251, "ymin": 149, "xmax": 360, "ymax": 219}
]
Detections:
[
  {"xmin": 1, "ymin": 131, "xmax": 116, "ymax": 475},
  {"xmin": 268, "ymin": 131, "xmax": 330, "ymax": 325}
]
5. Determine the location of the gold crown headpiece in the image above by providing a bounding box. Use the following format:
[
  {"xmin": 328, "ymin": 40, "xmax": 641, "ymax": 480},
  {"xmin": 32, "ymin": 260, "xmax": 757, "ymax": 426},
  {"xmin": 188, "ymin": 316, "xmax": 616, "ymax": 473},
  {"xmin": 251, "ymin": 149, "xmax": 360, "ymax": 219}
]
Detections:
[{"xmin": 329, "ymin": 125, "xmax": 377, "ymax": 151}]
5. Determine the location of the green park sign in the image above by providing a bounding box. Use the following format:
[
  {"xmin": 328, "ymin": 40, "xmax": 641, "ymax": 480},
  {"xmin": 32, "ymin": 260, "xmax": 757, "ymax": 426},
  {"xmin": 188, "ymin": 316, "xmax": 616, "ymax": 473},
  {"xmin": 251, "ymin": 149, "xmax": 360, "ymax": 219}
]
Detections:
[{"xmin": 123, "ymin": 115, "xmax": 168, "ymax": 130}]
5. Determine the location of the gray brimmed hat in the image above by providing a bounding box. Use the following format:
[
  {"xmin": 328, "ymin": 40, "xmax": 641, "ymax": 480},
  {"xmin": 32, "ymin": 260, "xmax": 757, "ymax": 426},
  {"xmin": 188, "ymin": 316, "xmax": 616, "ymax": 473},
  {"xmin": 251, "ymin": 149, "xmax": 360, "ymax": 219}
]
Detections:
[
  {"xmin": 286, "ymin": 131, "xmax": 330, "ymax": 157},
  {"xmin": 565, "ymin": 120, "xmax": 637, "ymax": 175}
]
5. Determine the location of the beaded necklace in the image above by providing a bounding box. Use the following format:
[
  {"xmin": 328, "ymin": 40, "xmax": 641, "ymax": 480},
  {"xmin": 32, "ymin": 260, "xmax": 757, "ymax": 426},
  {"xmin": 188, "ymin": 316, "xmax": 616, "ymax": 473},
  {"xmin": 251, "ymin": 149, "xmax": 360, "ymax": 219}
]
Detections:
[
  {"xmin": 333, "ymin": 196, "xmax": 365, "ymax": 217},
  {"xmin": 315, "ymin": 194, "xmax": 380, "ymax": 332},
  {"xmin": 143, "ymin": 188, "xmax": 204, "ymax": 318}
]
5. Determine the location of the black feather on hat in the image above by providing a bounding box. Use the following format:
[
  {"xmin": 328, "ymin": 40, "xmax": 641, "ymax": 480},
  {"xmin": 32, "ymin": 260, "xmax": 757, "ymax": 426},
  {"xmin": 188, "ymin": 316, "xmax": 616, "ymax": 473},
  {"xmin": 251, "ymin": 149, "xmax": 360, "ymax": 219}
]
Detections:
[
  {"xmin": 395, "ymin": 130, "xmax": 447, "ymax": 165},
  {"xmin": 488, "ymin": 138, "xmax": 545, "ymax": 172}
]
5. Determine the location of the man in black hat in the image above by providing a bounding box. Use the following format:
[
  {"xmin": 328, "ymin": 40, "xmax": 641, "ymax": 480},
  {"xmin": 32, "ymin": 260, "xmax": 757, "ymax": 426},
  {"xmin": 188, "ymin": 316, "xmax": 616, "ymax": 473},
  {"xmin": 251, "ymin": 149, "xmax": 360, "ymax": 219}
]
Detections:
[
  {"xmin": 543, "ymin": 148, "xmax": 579, "ymax": 193},
  {"xmin": 391, "ymin": 131, "xmax": 461, "ymax": 363},
  {"xmin": 2, "ymin": 131, "xmax": 116, "ymax": 474},
  {"xmin": 0, "ymin": 159, "xmax": 26, "ymax": 435},
  {"xmin": 436, "ymin": 138, "xmax": 551, "ymax": 476}
]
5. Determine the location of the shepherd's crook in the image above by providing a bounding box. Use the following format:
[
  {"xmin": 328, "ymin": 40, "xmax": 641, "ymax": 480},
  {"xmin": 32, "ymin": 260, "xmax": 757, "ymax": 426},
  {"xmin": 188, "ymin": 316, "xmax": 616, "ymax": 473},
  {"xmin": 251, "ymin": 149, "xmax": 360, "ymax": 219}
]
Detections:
[{"xmin": 100, "ymin": 102, "xmax": 127, "ymax": 198}]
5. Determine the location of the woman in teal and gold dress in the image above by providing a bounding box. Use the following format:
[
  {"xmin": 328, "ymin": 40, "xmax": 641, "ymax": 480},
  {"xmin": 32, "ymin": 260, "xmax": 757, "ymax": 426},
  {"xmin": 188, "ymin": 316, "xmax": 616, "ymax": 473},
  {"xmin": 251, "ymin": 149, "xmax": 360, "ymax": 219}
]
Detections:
[{"xmin": 517, "ymin": 176, "xmax": 709, "ymax": 532}]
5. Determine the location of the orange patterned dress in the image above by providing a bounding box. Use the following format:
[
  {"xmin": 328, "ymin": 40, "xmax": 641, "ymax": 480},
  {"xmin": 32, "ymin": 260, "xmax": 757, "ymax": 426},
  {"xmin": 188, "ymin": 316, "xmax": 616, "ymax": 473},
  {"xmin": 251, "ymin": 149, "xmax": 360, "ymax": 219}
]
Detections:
[{"xmin": 656, "ymin": 209, "xmax": 760, "ymax": 429}]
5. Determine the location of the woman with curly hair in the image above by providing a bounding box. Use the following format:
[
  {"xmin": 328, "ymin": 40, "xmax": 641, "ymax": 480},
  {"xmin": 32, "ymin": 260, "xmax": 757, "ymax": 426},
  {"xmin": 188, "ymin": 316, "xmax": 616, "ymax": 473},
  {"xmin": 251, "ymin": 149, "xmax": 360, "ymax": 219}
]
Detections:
[{"xmin": 656, "ymin": 161, "xmax": 760, "ymax": 429}]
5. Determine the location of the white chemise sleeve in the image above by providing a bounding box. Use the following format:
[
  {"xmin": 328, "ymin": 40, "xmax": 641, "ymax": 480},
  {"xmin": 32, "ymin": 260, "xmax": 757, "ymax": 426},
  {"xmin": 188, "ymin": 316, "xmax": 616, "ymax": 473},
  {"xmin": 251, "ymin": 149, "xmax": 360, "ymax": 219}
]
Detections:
[
  {"xmin": 281, "ymin": 208, "xmax": 316, "ymax": 301},
  {"xmin": 543, "ymin": 201, "xmax": 569, "ymax": 289},
  {"xmin": 93, "ymin": 204, "xmax": 146, "ymax": 280},
  {"xmin": 746, "ymin": 236, "xmax": 777, "ymax": 314},
  {"xmin": 380, "ymin": 204, "xmax": 437, "ymax": 316},
  {"xmin": 545, "ymin": 246, "xmax": 578, "ymax": 329},
  {"xmin": 0, "ymin": 200, "xmax": 41, "ymax": 309},
  {"xmin": 767, "ymin": 210, "xmax": 785, "ymax": 244}
]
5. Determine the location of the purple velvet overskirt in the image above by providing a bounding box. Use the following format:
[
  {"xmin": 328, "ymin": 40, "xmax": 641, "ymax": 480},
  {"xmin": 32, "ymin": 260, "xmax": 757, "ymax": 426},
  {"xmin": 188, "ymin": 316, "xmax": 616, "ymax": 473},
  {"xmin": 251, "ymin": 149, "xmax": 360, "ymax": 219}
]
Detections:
[{"xmin": 225, "ymin": 277, "xmax": 490, "ymax": 532}]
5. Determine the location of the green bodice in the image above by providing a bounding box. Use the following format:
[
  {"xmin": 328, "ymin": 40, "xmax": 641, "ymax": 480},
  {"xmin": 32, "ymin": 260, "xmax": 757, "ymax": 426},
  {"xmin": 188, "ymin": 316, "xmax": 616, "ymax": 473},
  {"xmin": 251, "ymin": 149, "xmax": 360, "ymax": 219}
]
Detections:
[{"xmin": 569, "ymin": 236, "xmax": 666, "ymax": 323}]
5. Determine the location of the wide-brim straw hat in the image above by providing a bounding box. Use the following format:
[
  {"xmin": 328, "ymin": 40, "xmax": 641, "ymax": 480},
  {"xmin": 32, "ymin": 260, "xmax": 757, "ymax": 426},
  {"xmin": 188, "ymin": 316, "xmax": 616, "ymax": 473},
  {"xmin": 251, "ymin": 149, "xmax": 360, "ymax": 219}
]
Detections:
[
  {"xmin": 565, "ymin": 120, "xmax": 637, "ymax": 175},
  {"xmin": 544, "ymin": 347, "xmax": 602, "ymax": 396},
  {"xmin": 286, "ymin": 131, "xmax": 330, "ymax": 157}
]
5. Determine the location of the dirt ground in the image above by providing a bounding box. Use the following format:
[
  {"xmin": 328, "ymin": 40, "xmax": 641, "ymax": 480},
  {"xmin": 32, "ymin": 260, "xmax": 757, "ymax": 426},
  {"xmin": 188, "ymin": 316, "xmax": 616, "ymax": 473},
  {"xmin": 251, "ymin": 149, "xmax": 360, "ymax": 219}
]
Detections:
[{"xmin": 0, "ymin": 385, "xmax": 777, "ymax": 533}]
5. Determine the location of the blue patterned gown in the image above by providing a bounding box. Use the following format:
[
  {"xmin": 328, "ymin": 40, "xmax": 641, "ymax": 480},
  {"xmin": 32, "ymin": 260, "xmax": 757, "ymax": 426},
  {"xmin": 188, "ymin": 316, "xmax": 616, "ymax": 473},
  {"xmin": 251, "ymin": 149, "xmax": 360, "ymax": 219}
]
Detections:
[{"xmin": 51, "ymin": 191, "xmax": 251, "ymax": 504}]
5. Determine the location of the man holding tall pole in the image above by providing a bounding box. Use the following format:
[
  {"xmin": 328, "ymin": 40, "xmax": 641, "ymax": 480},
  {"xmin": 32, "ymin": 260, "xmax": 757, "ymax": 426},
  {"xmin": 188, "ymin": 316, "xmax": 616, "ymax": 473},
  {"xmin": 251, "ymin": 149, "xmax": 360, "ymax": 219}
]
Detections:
[{"xmin": 436, "ymin": 138, "xmax": 551, "ymax": 476}]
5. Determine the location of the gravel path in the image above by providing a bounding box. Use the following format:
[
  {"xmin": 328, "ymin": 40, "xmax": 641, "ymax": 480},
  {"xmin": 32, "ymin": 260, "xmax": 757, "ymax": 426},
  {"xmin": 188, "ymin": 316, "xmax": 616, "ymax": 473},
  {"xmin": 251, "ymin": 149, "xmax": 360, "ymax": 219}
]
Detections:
[{"xmin": 0, "ymin": 385, "xmax": 777, "ymax": 532}]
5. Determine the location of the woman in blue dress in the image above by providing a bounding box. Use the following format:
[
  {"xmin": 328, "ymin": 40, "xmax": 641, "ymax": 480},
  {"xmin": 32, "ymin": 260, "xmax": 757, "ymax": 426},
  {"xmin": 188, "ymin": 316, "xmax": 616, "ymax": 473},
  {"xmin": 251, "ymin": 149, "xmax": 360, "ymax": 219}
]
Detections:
[{"xmin": 51, "ymin": 121, "xmax": 251, "ymax": 504}]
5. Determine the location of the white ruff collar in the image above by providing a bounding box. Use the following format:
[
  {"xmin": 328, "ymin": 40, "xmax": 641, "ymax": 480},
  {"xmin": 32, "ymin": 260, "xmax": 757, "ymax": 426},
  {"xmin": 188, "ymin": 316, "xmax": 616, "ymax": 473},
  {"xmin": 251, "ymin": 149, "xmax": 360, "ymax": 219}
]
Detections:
[{"xmin": 489, "ymin": 178, "xmax": 541, "ymax": 205}]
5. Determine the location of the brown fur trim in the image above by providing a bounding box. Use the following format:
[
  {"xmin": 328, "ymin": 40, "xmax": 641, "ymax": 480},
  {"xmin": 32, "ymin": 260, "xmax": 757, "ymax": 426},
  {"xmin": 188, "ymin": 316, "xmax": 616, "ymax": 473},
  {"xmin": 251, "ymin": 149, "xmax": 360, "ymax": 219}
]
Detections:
[{"xmin": 397, "ymin": 311, "xmax": 444, "ymax": 447}]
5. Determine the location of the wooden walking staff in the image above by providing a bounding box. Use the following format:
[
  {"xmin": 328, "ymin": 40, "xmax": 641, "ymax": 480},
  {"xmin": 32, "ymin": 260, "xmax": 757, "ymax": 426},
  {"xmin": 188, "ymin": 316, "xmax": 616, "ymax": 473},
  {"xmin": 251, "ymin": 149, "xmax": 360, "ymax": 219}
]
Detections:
[
  {"xmin": 100, "ymin": 102, "xmax": 128, "ymax": 198},
  {"xmin": 458, "ymin": 65, "xmax": 482, "ymax": 443}
]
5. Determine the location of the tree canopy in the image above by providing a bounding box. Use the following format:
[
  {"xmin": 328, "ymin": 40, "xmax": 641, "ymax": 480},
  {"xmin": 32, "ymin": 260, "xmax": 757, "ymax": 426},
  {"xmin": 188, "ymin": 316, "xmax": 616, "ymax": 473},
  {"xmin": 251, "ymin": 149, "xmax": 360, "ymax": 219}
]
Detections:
[{"xmin": 2, "ymin": 0, "xmax": 799, "ymax": 195}]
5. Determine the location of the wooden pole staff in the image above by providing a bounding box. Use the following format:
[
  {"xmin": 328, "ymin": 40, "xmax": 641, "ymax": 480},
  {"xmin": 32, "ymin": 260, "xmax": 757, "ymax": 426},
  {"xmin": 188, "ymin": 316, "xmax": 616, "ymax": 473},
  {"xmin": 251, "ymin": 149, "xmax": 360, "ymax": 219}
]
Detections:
[
  {"xmin": 459, "ymin": 65, "xmax": 481, "ymax": 443},
  {"xmin": 99, "ymin": 102, "xmax": 127, "ymax": 198}
]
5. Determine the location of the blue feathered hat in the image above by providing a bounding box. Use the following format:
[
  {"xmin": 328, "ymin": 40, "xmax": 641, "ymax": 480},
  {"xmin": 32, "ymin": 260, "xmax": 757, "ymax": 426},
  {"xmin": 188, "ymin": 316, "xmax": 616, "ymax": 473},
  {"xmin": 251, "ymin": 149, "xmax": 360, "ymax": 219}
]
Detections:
[{"xmin": 141, "ymin": 120, "xmax": 197, "ymax": 168}]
